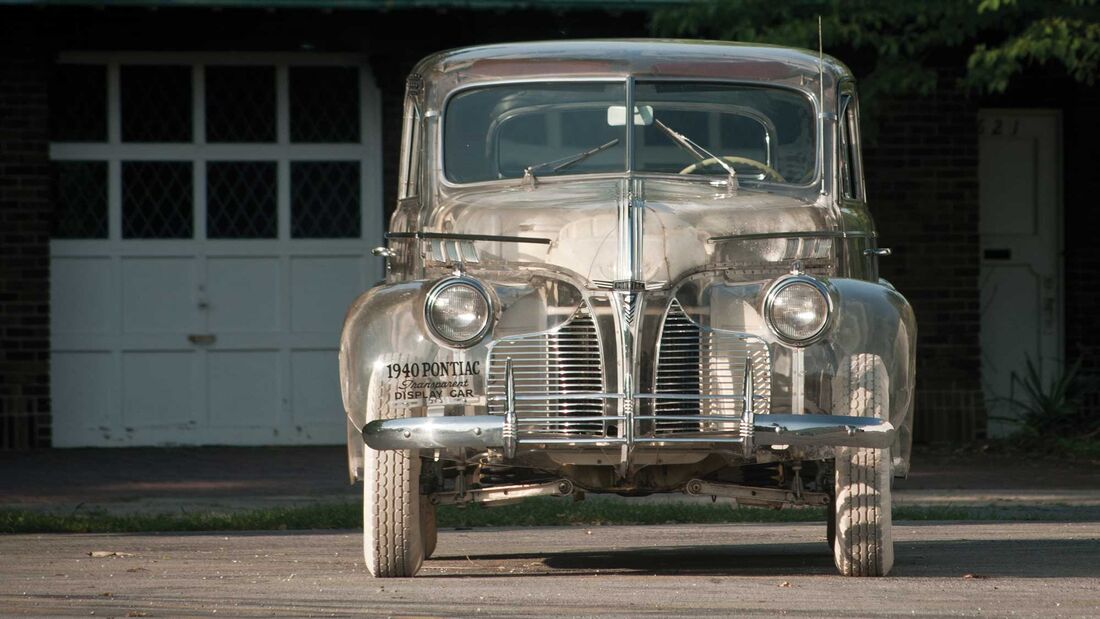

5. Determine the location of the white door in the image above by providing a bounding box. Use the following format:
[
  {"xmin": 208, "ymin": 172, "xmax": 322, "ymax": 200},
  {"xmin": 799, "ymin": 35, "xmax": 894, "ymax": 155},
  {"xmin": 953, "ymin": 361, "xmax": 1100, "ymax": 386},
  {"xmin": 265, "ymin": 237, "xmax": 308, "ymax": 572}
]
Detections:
[
  {"xmin": 978, "ymin": 110, "xmax": 1063, "ymax": 437},
  {"xmin": 49, "ymin": 54, "xmax": 383, "ymax": 446}
]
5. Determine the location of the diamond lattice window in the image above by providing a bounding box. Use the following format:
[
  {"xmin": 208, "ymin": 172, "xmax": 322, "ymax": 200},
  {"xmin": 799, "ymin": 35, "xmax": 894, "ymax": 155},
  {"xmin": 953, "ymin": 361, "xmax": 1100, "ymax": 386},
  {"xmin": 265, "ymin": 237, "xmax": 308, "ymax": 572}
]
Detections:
[
  {"xmin": 120, "ymin": 65, "xmax": 192, "ymax": 142},
  {"xmin": 291, "ymin": 161, "xmax": 360, "ymax": 238},
  {"xmin": 52, "ymin": 161, "xmax": 108, "ymax": 239},
  {"xmin": 50, "ymin": 65, "xmax": 107, "ymax": 142},
  {"xmin": 289, "ymin": 67, "xmax": 360, "ymax": 143},
  {"xmin": 205, "ymin": 66, "xmax": 277, "ymax": 143},
  {"xmin": 206, "ymin": 162, "xmax": 277, "ymax": 239},
  {"xmin": 122, "ymin": 161, "xmax": 193, "ymax": 239},
  {"xmin": 51, "ymin": 58, "xmax": 370, "ymax": 244}
]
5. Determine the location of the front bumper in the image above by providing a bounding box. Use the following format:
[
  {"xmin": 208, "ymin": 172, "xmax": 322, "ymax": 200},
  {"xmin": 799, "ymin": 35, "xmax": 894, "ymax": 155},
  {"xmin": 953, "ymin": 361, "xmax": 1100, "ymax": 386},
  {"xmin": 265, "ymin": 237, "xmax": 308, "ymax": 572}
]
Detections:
[{"xmin": 364, "ymin": 413, "xmax": 895, "ymax": 453}]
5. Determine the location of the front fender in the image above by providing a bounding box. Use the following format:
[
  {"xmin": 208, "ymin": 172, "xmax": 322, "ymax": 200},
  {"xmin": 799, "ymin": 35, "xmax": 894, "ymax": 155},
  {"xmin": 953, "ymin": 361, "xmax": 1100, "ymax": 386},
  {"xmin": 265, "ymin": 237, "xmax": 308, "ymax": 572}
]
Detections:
[
  {"xmin": 339, "ymin": 275, "xmax": 586, "ymax": 481},
  {"xmin": 830, "ymin": 278, "xmax": 917, "ymax": 474},
  {"xmin": 339, "ymin": 282, "xmax": 437, "ymax": 482},
  {"xmin": 674, "ymin": 274, "xmax": 916, "ymax": 473}
]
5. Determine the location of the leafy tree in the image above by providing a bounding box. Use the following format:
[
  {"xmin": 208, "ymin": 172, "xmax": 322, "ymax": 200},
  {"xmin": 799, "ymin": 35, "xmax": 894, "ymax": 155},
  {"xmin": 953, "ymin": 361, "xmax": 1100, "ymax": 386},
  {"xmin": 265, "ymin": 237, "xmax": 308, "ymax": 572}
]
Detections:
[{"xmin": 651, "ymin": 0, "xmax": 1100, "ymax": 100}]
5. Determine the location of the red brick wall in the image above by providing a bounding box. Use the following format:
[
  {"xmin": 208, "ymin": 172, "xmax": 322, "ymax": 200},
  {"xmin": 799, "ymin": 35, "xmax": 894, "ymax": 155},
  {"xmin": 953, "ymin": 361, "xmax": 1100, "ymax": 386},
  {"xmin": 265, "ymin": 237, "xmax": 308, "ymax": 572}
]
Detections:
[
  {"xmin": 864, "ymin": 82, "xmax": 985, "ymax": 442},
  {"xmin": 0, "ymin": 46, "xmax": 51, "ymax": 448}
]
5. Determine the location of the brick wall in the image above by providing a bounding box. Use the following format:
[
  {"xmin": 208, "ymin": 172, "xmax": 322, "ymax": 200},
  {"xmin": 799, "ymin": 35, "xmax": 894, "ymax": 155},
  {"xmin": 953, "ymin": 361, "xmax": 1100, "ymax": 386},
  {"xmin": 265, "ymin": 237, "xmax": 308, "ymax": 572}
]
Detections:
[
  {"xmin": 865, "ymin": 77, "xmax": 985, "ymax": 442},
  {"xmin": 1053, "ymin": 81, "xmax": 1100, "ymax": 348},
  {"xmin": 1053, "ymin": 81, "xmax": 1100, "ymax": 418},
  {"xmin": 0, "ymin": 46, "xmax": 51, "ymax": 448}
]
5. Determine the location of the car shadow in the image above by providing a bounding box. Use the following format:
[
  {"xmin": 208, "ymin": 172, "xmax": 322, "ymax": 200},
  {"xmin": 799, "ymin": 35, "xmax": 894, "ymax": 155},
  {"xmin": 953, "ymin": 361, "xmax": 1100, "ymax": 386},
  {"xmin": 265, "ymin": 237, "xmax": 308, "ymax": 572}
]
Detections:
[{"xmin": 426, "ymin": 537, "xmax": 1100, "ymax": 579}]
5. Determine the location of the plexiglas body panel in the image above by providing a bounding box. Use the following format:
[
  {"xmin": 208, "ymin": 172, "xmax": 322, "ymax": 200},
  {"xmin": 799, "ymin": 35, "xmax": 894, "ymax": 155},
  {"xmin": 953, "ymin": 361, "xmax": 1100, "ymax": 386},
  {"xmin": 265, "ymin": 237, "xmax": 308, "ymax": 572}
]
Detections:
[{"xmin": 340, "ymin": 41, "xmax": 915, "ymax": 490}]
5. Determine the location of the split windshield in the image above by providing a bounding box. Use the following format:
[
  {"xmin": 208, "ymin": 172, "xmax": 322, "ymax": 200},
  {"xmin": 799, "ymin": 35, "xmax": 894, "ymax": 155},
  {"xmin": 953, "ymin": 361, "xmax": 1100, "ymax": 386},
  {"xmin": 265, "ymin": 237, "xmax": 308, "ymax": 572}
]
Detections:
[{"xmin": 443, "ymin": 80, "xmax": 817, "ymax": 185}]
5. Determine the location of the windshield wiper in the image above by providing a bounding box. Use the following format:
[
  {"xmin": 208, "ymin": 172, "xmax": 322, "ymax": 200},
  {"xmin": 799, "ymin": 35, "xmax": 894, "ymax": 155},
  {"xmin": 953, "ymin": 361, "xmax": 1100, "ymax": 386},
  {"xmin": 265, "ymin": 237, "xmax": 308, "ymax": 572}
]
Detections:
[
  {"xmin": 653, "ymin": 118, "xmax": 738, "ymax": 186},
  {"xmin": 522, "ymin": 138, "xmax": 620, "ymax": 187}
]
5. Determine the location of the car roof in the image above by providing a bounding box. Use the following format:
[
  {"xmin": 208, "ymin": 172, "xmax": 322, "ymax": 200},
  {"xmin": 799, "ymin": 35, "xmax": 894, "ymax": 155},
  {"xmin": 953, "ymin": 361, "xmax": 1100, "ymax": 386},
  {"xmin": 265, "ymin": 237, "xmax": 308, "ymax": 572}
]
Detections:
[{"xmin": 413, "ymin": 39, "xmax": 853, "ymax": 88}]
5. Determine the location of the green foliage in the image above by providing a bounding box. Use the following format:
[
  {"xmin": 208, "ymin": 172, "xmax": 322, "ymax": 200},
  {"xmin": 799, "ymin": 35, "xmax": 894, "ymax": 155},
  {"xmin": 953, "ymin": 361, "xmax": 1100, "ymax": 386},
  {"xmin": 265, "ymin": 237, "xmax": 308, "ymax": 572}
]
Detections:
[
  {"xmin": 650, "ymin": 0, "xmax": 1100, "ymax": 100},
  {"xmin": 997, "ymin": 356, "xmax": 1100, "ymax": 440},
  {"xmin": 968, "ymin": 15, "xmax": 1100, "ymax": 92}
]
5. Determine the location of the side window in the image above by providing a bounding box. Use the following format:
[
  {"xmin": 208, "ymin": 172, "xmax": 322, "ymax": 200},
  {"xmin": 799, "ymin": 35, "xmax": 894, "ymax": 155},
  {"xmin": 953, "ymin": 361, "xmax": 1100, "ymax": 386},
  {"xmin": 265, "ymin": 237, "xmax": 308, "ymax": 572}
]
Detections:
[
  {"xmin": 398, "ymin": 98, "xmax": 422, "ymax": 200},
  {"xmin": 838, "ymin": 91, "xmax": 865, "ymax": 201}
]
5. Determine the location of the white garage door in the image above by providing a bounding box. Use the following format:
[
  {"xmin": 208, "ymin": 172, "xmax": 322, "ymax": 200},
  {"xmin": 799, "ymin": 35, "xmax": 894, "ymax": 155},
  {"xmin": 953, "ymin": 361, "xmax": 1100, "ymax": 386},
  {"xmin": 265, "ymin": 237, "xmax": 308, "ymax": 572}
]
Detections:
[{"xmin": 48, "ymin": 53, "xmax": 383, "ymax": 446}]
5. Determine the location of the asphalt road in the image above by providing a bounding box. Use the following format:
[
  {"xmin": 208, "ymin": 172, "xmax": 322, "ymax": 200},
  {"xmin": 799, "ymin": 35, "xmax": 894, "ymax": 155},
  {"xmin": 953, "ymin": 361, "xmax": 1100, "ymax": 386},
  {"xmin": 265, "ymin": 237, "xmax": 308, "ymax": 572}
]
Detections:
[{"xmin": 1, "ymin": 521, "xmax": 1098, "ymax": 617}]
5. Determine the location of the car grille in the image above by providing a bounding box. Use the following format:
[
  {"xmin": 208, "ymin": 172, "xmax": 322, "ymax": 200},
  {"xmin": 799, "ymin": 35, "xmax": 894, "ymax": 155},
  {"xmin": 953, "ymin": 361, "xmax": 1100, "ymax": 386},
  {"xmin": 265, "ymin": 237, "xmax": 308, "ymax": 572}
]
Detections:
[
  {"xmin": 487, "ymin": 304, "xmax": 606, "ymax": 437},
  {"xmin": 486, "ymin": 299, "xmax": 772, "ymax": 442},
  {"xmin": 653, "ymin": 300, "xmax": 771, "ymax": 435}
]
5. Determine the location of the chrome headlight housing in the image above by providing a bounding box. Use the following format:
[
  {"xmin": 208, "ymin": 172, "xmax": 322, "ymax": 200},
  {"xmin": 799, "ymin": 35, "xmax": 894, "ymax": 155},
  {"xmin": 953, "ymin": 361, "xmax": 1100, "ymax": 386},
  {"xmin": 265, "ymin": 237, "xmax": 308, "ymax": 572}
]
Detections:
[
  {"xmin": 763, "ymin": 275, "xmax": 833, "ymax": 346},
  {"xmin": 425, "ymin": 277, "xmax": 493, "ymax": 347}
]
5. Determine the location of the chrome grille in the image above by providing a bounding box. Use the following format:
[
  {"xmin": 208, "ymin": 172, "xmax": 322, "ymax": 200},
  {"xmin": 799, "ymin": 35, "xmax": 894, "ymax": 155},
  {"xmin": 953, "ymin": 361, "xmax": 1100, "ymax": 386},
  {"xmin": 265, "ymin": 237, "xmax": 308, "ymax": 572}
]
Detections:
[
  {"xmin": 654, "ymin": 300, "xmax": 771, "ymax": 435},
  {"xmin": 487, "ymin": 305, "xmax": 605, "ymax": 437}
]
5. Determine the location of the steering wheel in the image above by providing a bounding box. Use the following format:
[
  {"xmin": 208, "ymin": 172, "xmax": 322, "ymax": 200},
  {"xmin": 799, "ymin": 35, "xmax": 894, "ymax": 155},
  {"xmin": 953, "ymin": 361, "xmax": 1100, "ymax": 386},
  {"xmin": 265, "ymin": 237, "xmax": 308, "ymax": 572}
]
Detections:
[{"xmin": 679, "ymin": 155, "xmax": 786, "ymax": 183}]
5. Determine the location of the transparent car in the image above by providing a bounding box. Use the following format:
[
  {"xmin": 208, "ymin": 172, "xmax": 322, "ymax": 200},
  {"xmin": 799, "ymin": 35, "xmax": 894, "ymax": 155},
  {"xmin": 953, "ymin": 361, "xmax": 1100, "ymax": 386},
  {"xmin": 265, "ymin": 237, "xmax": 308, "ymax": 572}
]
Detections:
[{"xmin": 340, "ymin": 40, "xmax": 916, "ymax": 578}]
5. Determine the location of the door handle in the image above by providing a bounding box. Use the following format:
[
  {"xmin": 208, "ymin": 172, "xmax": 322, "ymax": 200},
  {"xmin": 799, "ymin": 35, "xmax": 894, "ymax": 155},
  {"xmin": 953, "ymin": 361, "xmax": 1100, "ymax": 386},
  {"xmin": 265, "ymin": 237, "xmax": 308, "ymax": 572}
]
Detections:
[
  {"xmin": 187, "ymin": 334, "xmax": 217, "ymax": 346},
  {"xmin": 863, "ymin": 248, "xmax": 891, "ymax": 257}
]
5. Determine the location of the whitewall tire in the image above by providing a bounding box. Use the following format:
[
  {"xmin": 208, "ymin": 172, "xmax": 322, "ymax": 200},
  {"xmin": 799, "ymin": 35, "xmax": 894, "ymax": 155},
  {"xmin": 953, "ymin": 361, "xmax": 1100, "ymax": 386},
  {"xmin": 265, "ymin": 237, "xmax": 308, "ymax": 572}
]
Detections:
[
  {"xmin": 831, "ymin": 353, "xmax": 894, "ymax": 577},
  {"xmin": 363, "ymin": 354, "xmax": 424, "ymax": 578}
]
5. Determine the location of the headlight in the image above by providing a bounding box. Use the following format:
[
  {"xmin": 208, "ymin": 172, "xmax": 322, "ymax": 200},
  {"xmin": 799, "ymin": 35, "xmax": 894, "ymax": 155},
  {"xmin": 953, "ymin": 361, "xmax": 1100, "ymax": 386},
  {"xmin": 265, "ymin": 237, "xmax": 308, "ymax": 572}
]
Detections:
[
  {"xmin": 764, "ymin": 275, "xmax": 832, "ymax": 345},
  {"xmin": 425, "ymin": 278, "xmax": 492, "ymax": 347}
]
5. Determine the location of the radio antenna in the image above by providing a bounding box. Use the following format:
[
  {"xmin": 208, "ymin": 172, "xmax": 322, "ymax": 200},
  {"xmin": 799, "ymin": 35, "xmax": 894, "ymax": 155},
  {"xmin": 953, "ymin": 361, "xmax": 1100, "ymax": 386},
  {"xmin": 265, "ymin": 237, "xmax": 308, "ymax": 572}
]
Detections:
[{"xmin": 818, "ymin": 15, "xmax": 826, "ymax": 195}]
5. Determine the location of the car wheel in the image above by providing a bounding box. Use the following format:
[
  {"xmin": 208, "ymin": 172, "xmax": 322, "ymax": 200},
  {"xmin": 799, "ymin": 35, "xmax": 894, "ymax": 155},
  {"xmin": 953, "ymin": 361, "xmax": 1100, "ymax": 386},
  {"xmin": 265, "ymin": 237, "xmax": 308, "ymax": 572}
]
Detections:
[
  {"xmin": 831, "ymin": 353, "xmax": 894, "ymax": 577},
  {"xmin": 363, "ymin": 354, "xmax": 425, "ymax": 578}
]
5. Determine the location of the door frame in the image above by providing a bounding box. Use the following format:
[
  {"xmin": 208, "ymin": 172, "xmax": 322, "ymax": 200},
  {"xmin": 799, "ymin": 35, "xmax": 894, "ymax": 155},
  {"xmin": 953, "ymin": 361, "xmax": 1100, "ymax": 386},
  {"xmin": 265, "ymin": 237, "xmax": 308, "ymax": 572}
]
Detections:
[{"xmin": 977, "ymin": 107, "xmax": 1065, "ymax": 435}]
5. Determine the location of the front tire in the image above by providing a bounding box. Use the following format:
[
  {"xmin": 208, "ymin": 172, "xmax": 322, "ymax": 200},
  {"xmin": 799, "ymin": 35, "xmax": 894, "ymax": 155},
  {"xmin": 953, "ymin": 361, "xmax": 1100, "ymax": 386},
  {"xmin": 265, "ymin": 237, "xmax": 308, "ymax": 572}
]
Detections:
[
  {"xmin": 363, "ymin": 355, "xmax": 424, "ymax": 578},
  {"xmin": 831, "ymin": 353, "xmax": 894, "ymax": 577}
]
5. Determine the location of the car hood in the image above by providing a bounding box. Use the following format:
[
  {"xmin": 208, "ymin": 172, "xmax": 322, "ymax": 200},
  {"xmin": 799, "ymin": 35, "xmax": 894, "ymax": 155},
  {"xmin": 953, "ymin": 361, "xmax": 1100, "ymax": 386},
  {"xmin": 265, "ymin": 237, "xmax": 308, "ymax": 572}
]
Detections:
[{"xmin": 422, "ymin": 177, "xmax": 835, "ymax": 285}]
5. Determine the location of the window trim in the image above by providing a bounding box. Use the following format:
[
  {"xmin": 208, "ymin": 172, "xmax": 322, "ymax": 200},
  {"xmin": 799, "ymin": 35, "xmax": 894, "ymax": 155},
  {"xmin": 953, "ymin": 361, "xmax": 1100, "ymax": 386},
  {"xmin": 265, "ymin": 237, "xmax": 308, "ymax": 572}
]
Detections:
[
  {"xmin": 398, "ymin": 98, "xmax": 422, "ymax": 200},
  {"xmin": 49, "ymin": 52, "xmax": 381, "ymax": 242},
  {"xmin": 838, "ymin": 84, "xmax": 866, "ymax": 203},
  {"xmin": 437, "ymin": 77, "xmax": 822, "ymax": 191}
]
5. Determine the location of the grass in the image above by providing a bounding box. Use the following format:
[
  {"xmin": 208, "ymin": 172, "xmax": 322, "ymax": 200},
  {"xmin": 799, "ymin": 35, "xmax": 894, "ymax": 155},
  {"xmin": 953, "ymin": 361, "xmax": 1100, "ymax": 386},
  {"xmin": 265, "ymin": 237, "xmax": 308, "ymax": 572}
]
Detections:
[{"xmin": 2, "ymin": 497, "xmax": 1095, "ymax": 534}]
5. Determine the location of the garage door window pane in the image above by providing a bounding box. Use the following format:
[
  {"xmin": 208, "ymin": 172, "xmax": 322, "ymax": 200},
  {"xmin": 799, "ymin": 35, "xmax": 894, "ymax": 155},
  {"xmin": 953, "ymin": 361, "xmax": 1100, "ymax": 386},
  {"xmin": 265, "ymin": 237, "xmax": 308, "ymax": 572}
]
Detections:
[
  {"xmin": 205, "ymin": 66, "xmax": 276, "ymax": 143},
  {"xmin": 52, "ymin": 161, "xmax": 108, "ymax": 238},
  {"xmin": 121, "ymin": 65, "xmax": 192, "ymax": 142},
  {"xmin": 289, "ymin": 67, "xmax": 359, "ymax": 143},
  {"xmin": 207, "ymin": 161, "xmax": 277, "ymax": 239},
  {"xmin": 122, "ymin": 161, "xmax": 193, "ymax": 238},
  {"xmin": 50, "ymin": 65, "xmax": 107, "ymax": 142},
  {"xmin": 291, "ymin": 161, "xmax": 359, "ymax": 238}
]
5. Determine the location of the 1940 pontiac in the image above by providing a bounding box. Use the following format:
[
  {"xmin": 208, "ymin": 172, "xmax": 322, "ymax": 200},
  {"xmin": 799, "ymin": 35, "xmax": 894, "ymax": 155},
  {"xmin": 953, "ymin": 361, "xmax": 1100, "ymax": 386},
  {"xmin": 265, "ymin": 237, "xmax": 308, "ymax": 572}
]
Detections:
[{"xmin": 340, "ymin": 40, "xmax": 916, "ymax": 578}]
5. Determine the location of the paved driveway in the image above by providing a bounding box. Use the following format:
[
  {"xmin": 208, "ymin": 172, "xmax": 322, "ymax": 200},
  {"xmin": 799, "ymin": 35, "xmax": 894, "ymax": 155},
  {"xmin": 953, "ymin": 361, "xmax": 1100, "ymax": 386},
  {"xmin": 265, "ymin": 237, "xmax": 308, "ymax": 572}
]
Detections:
[{"xmin": 2, "ymin": 521, "xmax": 1098, "ymax": 617}]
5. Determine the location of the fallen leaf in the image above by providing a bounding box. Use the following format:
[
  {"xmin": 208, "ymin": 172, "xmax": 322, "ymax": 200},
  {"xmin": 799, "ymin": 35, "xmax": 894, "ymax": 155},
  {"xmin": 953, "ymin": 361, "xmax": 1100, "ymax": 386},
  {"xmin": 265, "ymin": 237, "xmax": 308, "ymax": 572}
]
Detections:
[
  {"xmin": 962, "ymin": 573, "xmax": 985, "ymax": 580},
  {"xmin": 89, "ymin": 551, "xmax": 133, "ymax": 558},
  {"xmin": 778, "ymin": 581, "xmax": 791, "ymax": 588}
]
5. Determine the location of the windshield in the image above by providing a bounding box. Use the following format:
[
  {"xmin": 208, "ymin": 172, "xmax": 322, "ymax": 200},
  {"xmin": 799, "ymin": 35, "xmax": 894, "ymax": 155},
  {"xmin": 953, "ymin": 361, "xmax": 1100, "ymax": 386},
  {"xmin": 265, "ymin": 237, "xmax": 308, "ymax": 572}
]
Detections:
[{"xmin": 443, "ymin": 81, "xmax": 816, "ymax": 185}]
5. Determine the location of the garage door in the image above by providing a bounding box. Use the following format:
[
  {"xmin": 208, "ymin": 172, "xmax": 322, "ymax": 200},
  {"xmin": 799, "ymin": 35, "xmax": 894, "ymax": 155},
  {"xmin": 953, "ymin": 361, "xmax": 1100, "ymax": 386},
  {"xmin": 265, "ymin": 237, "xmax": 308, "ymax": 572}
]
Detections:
[{"xmin": 48, "ymin": 54, "xmax": 383, "ymax": 446}]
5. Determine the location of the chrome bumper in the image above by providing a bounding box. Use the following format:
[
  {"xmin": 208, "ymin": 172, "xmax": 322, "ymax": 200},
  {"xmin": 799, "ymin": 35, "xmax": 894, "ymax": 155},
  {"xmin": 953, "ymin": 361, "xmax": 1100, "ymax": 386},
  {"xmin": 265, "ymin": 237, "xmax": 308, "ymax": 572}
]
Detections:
[{"xmin": 363, "ymin": 412, "xmax": 896, "ymax": 452}]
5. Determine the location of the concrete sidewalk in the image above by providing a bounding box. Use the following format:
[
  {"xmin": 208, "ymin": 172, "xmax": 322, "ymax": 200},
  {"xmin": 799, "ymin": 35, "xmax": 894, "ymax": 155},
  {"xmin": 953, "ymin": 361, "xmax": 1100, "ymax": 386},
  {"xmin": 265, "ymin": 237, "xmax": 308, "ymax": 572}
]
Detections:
[{"xmin": 1, "ymin": 445, "xmax": 1096, "ymax": 515}]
